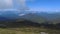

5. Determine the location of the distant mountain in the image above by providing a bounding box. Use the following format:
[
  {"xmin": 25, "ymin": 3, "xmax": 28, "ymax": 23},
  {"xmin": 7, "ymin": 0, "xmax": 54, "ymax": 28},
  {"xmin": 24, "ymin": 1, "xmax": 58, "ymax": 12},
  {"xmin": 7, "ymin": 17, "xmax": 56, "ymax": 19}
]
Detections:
[
  {"xmin": 20, "ymin": 13, "xmax": 46, "ymax": 23},
  {"xmin": 0, "ymin": 10, "xmax": 32, "ymax": 19},
  {"xmin": 0, "ymin": 11, "xmax": 20, "ymax": 19},
  {"xmin": 19, "ymin": 12, "xmax": 60, "ymax": 23},
  {"xmin": 0, "ymin": 10, "xmax": 60, "ymax": 24},
  {"xmin": 35, "ymin": 12, "xmax": 60, "ymax": 23},
  {"xmin": 0, "ymin": 16, "xmax": 7, "ymax": 21}
]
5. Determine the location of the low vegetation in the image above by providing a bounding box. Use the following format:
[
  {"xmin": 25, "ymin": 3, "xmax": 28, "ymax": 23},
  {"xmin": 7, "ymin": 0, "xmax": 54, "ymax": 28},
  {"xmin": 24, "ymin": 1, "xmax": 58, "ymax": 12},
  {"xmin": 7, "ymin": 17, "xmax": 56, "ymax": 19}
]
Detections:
[{"xmin": 0, "ymin": 20, "xmax": 60, "ymax": 34}]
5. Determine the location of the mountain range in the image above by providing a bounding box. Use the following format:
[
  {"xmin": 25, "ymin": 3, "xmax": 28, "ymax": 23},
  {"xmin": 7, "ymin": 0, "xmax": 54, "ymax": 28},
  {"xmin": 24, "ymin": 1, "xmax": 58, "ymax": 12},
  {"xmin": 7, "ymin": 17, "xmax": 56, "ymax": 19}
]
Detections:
[
  {"xmin": 0, "ymin": 11, "xmax": 60, "ymax": 24},
  {"xmin": 21, "ymin": 12, "xmax": 60, "ymax": 23}
]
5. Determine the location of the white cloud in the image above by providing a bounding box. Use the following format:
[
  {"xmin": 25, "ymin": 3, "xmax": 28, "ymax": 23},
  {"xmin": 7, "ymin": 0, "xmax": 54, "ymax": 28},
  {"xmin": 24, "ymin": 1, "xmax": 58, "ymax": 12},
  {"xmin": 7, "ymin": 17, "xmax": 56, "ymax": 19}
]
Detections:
[
  {"xmin": 0, "ymin": 0, "xmax": 13, "ymax": 9},
  {"xmin": 17, "ymin": 0, "xmax": 35, "ymax": 7},
  {"xmin": 0, "ymin": 0, "xmax": 32, "ymax": 10},
  {"xmin": 5, "ymin": 0, "xmax": 13, "ymax": 6},
  {"xmin": 19, "ymin": 14, "xmax": 25, "ymax": 16},
  {"xmin": 16, "ymin": 0, "xmax": 26, "ymax": 9},
  {"xmin": 0, "ymin": 0, "xmax": 27, "ymax": 10}
]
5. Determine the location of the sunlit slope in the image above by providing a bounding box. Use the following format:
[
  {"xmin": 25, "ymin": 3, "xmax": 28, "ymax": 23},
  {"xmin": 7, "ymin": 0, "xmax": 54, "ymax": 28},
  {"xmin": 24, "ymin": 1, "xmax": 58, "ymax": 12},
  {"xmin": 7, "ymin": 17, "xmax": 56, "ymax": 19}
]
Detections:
[
  {"xmin": 21, "ymin": 13, "xmax": 46, "ymax": 23},
  {"xmin": 39, "ymin": 12, "xmax": 60, "ymax": 23}
]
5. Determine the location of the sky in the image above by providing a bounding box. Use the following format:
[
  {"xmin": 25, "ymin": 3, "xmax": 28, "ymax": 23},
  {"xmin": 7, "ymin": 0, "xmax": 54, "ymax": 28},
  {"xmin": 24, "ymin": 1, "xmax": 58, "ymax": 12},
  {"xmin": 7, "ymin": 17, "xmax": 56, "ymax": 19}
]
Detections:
[
  {"xmin": 27, "ymin": 0, "xmax": 60, "ymax": 11},
  {"xmin": 0, "ymin": 0, "xmax": 60, "ymax": 11}
]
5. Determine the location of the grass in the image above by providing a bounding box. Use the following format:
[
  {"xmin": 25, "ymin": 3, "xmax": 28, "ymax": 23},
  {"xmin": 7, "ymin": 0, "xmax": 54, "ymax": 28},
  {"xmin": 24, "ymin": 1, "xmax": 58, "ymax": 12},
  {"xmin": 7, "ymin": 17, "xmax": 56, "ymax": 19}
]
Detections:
[{"xmin": 0, "ymin": 27, "xmax": 60, "ymax": 34}]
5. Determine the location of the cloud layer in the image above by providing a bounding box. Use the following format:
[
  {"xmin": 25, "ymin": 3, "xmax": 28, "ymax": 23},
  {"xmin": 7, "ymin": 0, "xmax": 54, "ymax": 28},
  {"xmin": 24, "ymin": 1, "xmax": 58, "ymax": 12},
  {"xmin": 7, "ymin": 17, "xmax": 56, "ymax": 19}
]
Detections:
[
  {"xmin": 0, "ymin": 0, "xmax": 28, "ymax": 9},
  {"xmin": 0, "ymin": 0, "xmax": 34, "ymax": 11},
  {"xmin": 0, "ymin": 0, "xmax": 13, "ymax": 9}
]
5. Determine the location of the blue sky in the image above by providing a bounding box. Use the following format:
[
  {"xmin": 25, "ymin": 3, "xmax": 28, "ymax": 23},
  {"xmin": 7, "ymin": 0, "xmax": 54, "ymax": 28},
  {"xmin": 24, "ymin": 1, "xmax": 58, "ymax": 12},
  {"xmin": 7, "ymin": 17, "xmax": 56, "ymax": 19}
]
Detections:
[
  {"xmin": 0, "ymin": 0, "xmax": 60, "ymax": 11},
  {"xmin": 27, "ymin": 0, "xmax": 60, "ymax": 11}
]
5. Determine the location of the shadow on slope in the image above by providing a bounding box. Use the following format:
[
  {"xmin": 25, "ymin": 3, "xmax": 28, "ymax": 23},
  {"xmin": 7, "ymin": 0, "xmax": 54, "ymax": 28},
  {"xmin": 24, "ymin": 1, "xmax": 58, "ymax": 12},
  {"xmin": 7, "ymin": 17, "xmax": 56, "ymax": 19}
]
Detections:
[
  {"xmin": 0, "ymin": 19, "xmax": 60, "ymax": 30},
  {"xmin": 6, "ymin": 19, "xmax": 41, "ymax": 28}
]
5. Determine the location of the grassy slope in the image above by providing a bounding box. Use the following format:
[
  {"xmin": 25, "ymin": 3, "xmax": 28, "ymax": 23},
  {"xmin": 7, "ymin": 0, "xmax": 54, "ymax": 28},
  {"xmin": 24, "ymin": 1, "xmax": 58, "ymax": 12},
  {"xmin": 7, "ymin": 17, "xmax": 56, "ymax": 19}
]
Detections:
[{"xmin": 0, "ymin": 27, "xmax": 60, "ymax": 34}]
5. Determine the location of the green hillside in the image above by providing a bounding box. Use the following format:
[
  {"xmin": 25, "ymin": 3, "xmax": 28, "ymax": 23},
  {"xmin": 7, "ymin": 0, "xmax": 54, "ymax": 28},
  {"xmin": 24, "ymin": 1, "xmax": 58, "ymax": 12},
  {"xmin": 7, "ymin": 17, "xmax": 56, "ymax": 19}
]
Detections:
[{"xmin": 21, "ymin": 13, "xmax": 46, "ymax": 23}]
